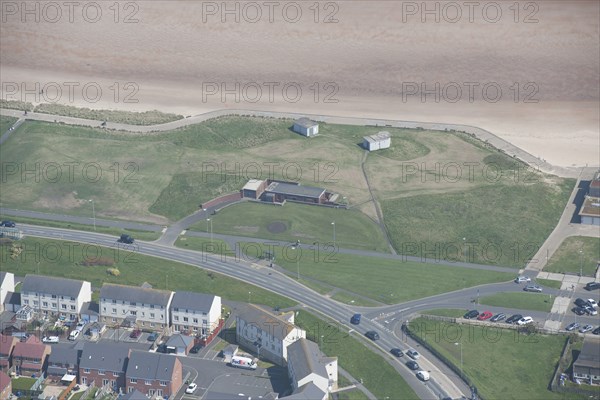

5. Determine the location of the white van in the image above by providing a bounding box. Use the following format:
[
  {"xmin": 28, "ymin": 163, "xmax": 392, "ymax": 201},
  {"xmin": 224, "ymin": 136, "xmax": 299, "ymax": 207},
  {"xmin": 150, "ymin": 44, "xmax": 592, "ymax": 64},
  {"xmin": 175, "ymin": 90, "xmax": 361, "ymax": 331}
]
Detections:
[
  {"xmin": 416, "ymin": 370, "xmax": 430, "ymax": 381},
  {"xmin": 230, "ymin": 355, "xmax": 257, "ymax": 370},
  {"xmin": 68, "ymin": 330, "xmax": 80, "ymax": 341}
]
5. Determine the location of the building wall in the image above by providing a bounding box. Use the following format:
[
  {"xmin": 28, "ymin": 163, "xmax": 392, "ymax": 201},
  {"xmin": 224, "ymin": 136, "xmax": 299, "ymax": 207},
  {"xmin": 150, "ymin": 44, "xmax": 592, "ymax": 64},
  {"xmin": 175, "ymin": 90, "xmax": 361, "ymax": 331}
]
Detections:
[
  {"xmin": 126, "ymin": 358, "xmax": 182, "ymax": 399},
  {"xmin": 0, "ymin": 273, "xmax": 15, "ymax": 312},
  {"xmin": 295, "ymin": 373, "xmax": 329, "ymax": 394},
  {"xmin": 21, "ymin": 291, "xmax": 83, "ymax": 320},
  {"xmin": 79, "ymin": 369, "xmax": 126, "ymax": 392},
  {"xmin": 171, "ymin": 297, "xmax": 221, "ymax": 336},
  {"xmin": 100, "ymin": 298, "xmax": 170, "ymax": 329},
  {"xmin": 77, "ymin": 283, "xmax": 93, "ymax": 314}
]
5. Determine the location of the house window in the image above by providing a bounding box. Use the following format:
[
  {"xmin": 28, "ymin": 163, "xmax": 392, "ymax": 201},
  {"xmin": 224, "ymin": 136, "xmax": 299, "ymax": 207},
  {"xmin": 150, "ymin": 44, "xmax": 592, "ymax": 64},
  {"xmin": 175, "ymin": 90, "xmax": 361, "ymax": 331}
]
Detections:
[
  {"xmin": 112, "ymin": 300, "xmax": 116, "ymax": 304},
  {"xmin": 84, "ymin": 369, "xmax": 90, "ymax": 374},
  {"xmin": 102, "ymin": 379, "xmax": 109, "ymax": 386},
  {"xmin": 149, "ymin": 390, "xmax": 155, "ymax": 396},
  {"xmin": 112, "ymin": 318, "xmax": 116, "ymax": 322},
  {"xmin": 193, "ymin": 318, "xmax": 198, "ymax": 323},
  {"xmin": 70, "ymin": 305, "xmax": 76, "ymax": 310},
  {"xmin": 145, "ymin": 380, "xmax": 151, "ymax": 385},
  {"xmin": 159, "ymin": 381, "xmax": 167, "ymax": 386},
  {"xmin": 23, "ymin": 299, "xmax": 29, "ymax": 305},
  {"xmin": 130, "ymin": 311, "xmax": 137, "ymax": 316},
  {"xmin": 61, "ymin": 304, "xmax": 67, "ymax": 309},
  {"xmin": 51, "ymin": 294, "xmax": 57, "ymax": 299},
  {"xmin": 71, "ymin": 297, "xmax": 75, "ymax": 301},
  {"xmin": 42, "ymin": 302, "xmax": 48, "ymax": 307},
  {"xmin": 193, "ymin": 327, "xmax": 198, "ymax": 331},
  {"xmin": 113, "ymin": 372, "xmax": 119, "ymax": 377},
  {"xmin": 130, "ymin": 302, "xmax": 136, "ymax": 306},
  {"xmin": 151, "ymin": 305, "xmax": 155, "ymax": 309},
  {"xmin": 33, "ymin": 300, "xmax": 39, "ymax": 306},
  {"xmin": 141, "ymin": 312, "xmax": 145, "ymax": 317},
  {"xmin": 99, "ymin": 370, "xmax": 105, "ymax": 375},
  {"xmin": 203, "ymin": 320, "xmax": 207, "ymax": 325},
  {"xmin": 130, "ymin": 378, "xmax": 137, "ymax": 383},
  {"xmin": 174, "ymin": 316, "xmax": 179, "ymax": 321},
  {"xmin": 128, "ymin": 388, "xmax": 134, "ymax": 393},
  {"xmin": 52, "ymin": 303, "xmax": 57, "ymax": 308},
  {"xmin": 183, "ymin": 317, "xmax": 188, "ymax": 322},
  {"xmin": 150, "ymin": 313, "xmax": 155, "ymax": 318},
  {"xmin": 81, "ymin": 377, "xmax": 87, "ymax": 385},
  {"xmin": 156, "ymin": 389, "xmax": 163, "ymax": 397}
]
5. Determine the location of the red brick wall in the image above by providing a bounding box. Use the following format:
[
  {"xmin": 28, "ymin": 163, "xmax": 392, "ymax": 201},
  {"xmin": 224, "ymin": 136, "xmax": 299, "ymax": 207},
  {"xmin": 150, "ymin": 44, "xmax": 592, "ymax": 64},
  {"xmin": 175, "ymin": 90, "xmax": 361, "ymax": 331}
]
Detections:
[
  {"xmin": 201, "ymin": 192, "xmax": 242, "ymax": 210},
  {"xmin": 79, "ymin": 369, "xmax": 125, "ymax": 392}
]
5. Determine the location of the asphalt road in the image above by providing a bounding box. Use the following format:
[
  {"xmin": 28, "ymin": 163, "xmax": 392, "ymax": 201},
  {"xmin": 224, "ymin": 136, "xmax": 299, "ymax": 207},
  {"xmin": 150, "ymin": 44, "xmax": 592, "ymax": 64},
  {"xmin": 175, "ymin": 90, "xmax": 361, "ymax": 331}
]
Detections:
[{"xmin": 18, "ymin": 224, "xmax": 467, "ymax": 400}]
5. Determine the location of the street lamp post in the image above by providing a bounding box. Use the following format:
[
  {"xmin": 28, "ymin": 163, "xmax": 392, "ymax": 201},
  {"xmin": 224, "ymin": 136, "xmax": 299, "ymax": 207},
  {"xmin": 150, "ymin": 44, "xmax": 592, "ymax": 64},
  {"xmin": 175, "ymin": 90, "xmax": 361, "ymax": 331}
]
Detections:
[
  {"xmin": 331, "ymin": 222, "xmax": 336, "ymax": 246},
  {"xmin": 462, "ymin": 237, "xmax": 466, "ymax": 263},
  {"xmin": 454, "ymin": 342, "xmax": 463, "ymax": 379},
  {"xmin": 207, "ymin": 218, "xmax": 213, "ymax": 244},
  {"xmin": 89, "ymin": 199, "xmax": 96, "ymax": 231},
  {"xmin": 292, "ymin": 244, "xmax": 301, "ymax": 280},
  {"xmin": 248, "ymin": 291, "xmax": 251, "ymax": 303}
]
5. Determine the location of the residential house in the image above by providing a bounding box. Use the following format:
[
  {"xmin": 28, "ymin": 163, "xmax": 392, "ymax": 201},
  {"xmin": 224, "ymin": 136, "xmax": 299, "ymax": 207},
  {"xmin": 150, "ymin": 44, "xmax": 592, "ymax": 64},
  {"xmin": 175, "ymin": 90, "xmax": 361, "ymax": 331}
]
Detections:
[
  {"xmin": 0, "ymin": 272, "xmax": 14, "ymax": 312},
  {"xmin": 165, "ymin": 334, "xmax": 193, "ymax": 356},
  {"xmin": 47, "ymin": 347, "xmax": 80, "ymax": 380},
  {"xmin": 236, "ymin": 304, "xmax": 306, "ymax": 366},
  {"xmin": 79, "ymin": 342, "xmax": 129, "ymax": 391},
  {"xmin": 100, "ymin": 284, "xmax": 173, "ymax": 330},
  {"xmin": 287, "ymin": 338, "xmax": 338, "ymax": 396},
  {"xmin": 80, "ymin": 301, "xmax": 100, "ymax": 324},
  {"xmin": 573, "ymin": 337, "xmax": 600, "ymax": 385},
  {"xmin": 0, "ymin": 334, "xmax": 18, "ymax": 371},
  {"xmin": 170, "ymin": 292, "xmax": 221, "ymax": 337},
  {"xmin": 0, "ymin": 371, "xmax": 12, "ymax": 400},
  {"xmin": 12, "ymin": 336, "xmax": 50, "ymax": 376},
  {"xmin": 125, "ymin": 351, "xmax": 183, "ymax": 398},
  {"xmin": 283, "ymin": 382, "xmax": 327, "ymax": 400},
  {"xmin": 20, "ymin": 275, "xmax": 92, "ymax": 320}
]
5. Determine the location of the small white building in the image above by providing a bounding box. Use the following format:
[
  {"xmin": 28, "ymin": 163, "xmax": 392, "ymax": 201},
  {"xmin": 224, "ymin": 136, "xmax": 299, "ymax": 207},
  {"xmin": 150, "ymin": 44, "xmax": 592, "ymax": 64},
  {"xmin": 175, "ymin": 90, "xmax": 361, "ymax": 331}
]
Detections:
[
  {"xmin": 293, "ymin": 118, "xmax": 319, "ymax": 137},
  {"xmin": 236, "ymin": 304, "xmax": 306, "ymax": 366},
  {"xmin": 363, "ymin": 131, "xmax": 391, "ymax": 151},
  {"xmin": 20, "ymin": 275, "xmax": 92, "ymax": 320}
]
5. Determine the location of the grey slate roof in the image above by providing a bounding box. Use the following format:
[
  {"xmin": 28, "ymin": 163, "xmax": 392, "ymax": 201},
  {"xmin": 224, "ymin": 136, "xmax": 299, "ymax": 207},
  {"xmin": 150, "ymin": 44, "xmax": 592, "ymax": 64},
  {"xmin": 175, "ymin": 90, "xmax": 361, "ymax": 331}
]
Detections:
[
  {"xmin": 285, "ymin": 382, "xmax": 326, "ymax": 399},
  {"xmin": 574, "ymin": 338, "xmax": 600, "ymax": 369},
  {"xmin": 0, "ymin": 272, "xmax": 8, "ymax": 284},
  {"xmin": 79, "ymin": 342, "xmax": 129, "ymax": 372},
  {"xmin": 237, "ymin": 304, "xmax": 297, "ymax": 341},
  {"xmin": 81, "ymin": 301, "xmax": 99, "ymax": 316},
  {"xmin": 171, "ymin": 291, "xmax": 218, "ymax": 312},
  {"xmin": 121, "ymin": 390, "xmax": 148, "ymax": 400},
  {"xmin": 21, "ymin": 275, "xmax": 85, "ymax": 298},
  {"xmin": 287, "ymin": 339, "xmax": 335, "ymax": 382},
  {"xmin": 265, "ymin": 182, "xmax": 325, "ymax": 199},
  {"xmin": 294, "ymin": 118, "xmax": 318, "ymax": 129},
  {"xmin": 100, "ymin": 283, "xmax": 172, "ymax": 306},
  {"xmin": 5, "ymin": 291, "xmax": 20, "ymax": 306},
  {"xmin": 48, "ymin": 347, "xmax": 79, "ymax": 366},
  {"xmin": 126, "ymin": 351, "xmax": 179, "ymax": 381},
  {"xmin": 166, "ymin": 334, "xmax": 193, "ymax": 349}
]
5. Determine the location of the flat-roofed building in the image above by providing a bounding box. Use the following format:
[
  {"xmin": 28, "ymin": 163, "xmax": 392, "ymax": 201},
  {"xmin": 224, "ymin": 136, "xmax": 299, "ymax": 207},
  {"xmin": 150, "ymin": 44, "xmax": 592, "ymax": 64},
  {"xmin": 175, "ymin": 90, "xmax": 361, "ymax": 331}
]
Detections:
[
  {"xmin": 293, "ymin": 118, "xmax": 319, "ymax": 137},
  {"xmin": 363, "ymin": 131, "xmax": 391, "ymax": 151}
]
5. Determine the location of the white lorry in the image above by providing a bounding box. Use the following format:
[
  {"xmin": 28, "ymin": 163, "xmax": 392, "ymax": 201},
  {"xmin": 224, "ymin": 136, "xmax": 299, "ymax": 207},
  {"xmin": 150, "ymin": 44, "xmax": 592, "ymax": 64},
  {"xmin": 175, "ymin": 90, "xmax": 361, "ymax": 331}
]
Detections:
[{"xmin": 229, "ymin": 355, "xmax": 257, "ymax": 370}]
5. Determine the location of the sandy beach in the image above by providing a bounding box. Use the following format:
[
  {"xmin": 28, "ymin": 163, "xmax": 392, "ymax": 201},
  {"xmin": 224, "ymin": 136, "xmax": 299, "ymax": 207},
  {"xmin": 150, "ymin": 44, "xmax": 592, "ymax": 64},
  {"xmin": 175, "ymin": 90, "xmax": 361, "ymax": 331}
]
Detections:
[{"xmin": 1, "ymin": 0, "xmax": 598, "ymax": 167}]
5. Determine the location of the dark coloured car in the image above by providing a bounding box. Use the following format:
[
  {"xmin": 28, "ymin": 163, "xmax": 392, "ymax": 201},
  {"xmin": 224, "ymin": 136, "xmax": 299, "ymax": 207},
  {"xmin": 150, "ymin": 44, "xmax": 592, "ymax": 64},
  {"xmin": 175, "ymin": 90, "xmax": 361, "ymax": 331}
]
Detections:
[
  {"xmin": 190, "ymin": 344, "xmax": 202, "ymax": 354},
  {"xmin": 463, "ymin": 310, "xmax": 479, "ymax": 319},
  {"xmin": 477, "ymin": 311, "xmax": 493, "ymax": 321},
  {"xmin": 585, "ymin": 282, "xmax": 600, "ymax": 291},
  {"xmin": 129, "ymin": 329, "xmax": 141, "ymax": 339},
  {"xmin": 565, "ymin": 322, "xmax": 580, "ymax": 332},
  {"xmin": 365, "ymin": 331, "xmax": 380, "ymax": 341},
  {"xmin": 506, "ymin": 314, "xmax": 523, "ymax": 324},
  {"xmin": 156, "ymin": 344, "xmax": 167, "ymax": 353},
  {"xmin": 147, "ymin": 332, "xmax": 158, "ymax": 341},
  {"xmin": 592, "ymin": 327, "xmax": 600, "ymax": 335},
  {"xmin": 391, "ymin": 348, "xmax": 404, "ymax": 357},
  {"xmin": 351, "ymin": 314, "xmax": 362, "ymax": 325},
  {"xmin": 574, "ymin": 298, "xmax": 588, "ymax": 308},
  {"xmin": 490, "ymin": 313, "xmax": 506, "ymax": 322},
  {"xmin": 406, "ymin": 360, "xmax": 420, "ymax": 370},
  {"xmin": 1, "ymin": 221, "xmax": 16, "ymax": 228},
  {"xmin": 118, "ymin": 234, "xmax": 134, "ymax": 244},
  {"xmin": 573, "ymin": 307, "xmax": 586, "ymax": 316}
]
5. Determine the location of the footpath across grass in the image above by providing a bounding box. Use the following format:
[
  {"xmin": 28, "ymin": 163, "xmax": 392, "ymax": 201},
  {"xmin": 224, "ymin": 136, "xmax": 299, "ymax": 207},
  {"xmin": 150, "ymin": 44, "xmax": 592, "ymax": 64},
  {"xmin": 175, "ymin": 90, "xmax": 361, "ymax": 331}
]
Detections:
[
  {"xmin": 545, "ymin": 236, "xmax": 600, "ymax": 276},
  {"xmin": 1, "ymin": 237, "xmax": 295, "ymax": 309},
  {"xmin": 408, "ymin": 317, "xmax": 588, "ymax": 400},
  {"xmin": 479, "ymin": 292, "xmax": 556, "ymax": 312},
  {"xmin": 295, "ymin": 310, "xmax": 419, "ymax": 400},
  {"xmin": 241, "ymin": 242, "xmax": 514, "ymax": 305}
]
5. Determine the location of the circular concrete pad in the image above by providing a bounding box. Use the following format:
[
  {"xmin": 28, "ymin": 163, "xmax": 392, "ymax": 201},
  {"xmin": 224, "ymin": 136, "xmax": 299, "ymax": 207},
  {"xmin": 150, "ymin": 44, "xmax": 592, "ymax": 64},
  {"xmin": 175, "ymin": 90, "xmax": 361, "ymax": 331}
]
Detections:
[{"xmin": 267, "ymin": 221, "xmax": 287, "ymax": 233}]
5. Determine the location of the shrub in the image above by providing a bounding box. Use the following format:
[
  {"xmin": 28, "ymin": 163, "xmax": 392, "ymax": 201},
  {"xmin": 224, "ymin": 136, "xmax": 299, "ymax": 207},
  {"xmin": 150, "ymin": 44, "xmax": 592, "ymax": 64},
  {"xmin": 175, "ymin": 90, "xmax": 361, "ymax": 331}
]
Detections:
[{"xmin": 106, "ymin": 268, "xmax": 121, "ymax": 276}]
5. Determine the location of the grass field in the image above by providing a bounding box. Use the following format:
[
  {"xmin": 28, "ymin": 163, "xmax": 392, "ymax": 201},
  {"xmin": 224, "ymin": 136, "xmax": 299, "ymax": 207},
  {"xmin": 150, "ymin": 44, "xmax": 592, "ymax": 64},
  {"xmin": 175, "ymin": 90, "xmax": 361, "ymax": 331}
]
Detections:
[
  {"xmin": 191, "ymin": 202, "xmax": 389, "ymax": 252},
  {"xmin": 409, "ymin": 317, "xmax": 588, "ymax": 400},
  {"xmin": 0, "ymin": 214, "xmax": 161, "ymax": 241},
  {"xmin": 295, "ymin": 310, "xmax": 419, "ymax": 400},
  {"xmin": 381, "ymin": 179, "xmax": 575, "ymax": 267},
  {"xmin": 537, "ymin": 278, "xmax": 563, "ymax": 290},
  {"xmin": 479, "ymin": 292, "xmax": 556, "ymax": 312},
  {"xmin": 545, "ymin": 236, "xmax": 600, "ymax": 276},
  {"xmin": 241, "ymin": 242, "xmax": 514, "ymax": 304},
  {"xmin": 33, "ymin": 103, "xmax": 184, "ymax": 125},
  {"xmin": 0, "ymin": 237, "xmax": 295, "ymax": 309},
  {"xmin": 0, "ymin": 116, "xmax": 574, "ymax": 267},
  {"xmin": 0, "ymin": 115, "xmax": 18, "ymax": 132}
]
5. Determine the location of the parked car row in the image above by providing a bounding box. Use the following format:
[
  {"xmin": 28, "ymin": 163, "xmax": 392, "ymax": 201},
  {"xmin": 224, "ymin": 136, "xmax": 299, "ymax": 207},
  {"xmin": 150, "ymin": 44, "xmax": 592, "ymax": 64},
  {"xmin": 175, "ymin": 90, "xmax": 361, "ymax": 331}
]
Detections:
[
  {"xmin": 572, "ymin": 298, "xmax": 598, "ymax": 316},
  {"xmin": 0, "ymin": 220, "xmax": 16, "ymax": 227},
  {"xmin": 565, "ymin": 323, "xmax": 600, "ymax": 334},
  {"xmin": 463, "ymin": 310, "xmax": 534, "ymax": 326}
]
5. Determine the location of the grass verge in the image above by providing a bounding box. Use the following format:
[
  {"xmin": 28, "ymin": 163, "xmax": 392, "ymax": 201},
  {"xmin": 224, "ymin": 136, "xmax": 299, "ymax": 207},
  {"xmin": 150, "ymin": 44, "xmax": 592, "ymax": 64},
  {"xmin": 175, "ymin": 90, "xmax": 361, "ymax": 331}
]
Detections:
[
  {"xmin": 33, "ymin": 103, "xmax": 183, "ymax": 125},
  {"xmin": 1, "ymin": 237, "xmax": 295, "ymax": 309},
  {"xmin": 537, "ymin": 278, "xmax": 563, "ymax": 290},
  {"xmin": 479, "ymin": 292, "xmax": 555, "ymax": 312},
  {"xmin": 0, "ymin": 115, "xmax": 18, "ymax": 132},
  {"xmin": 421, "ymin": 308, "xmax": 466, "ymax": 318},
  {"xmin": 545, "ymin": 236, "xmax": 600, "ymax": 276}
]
